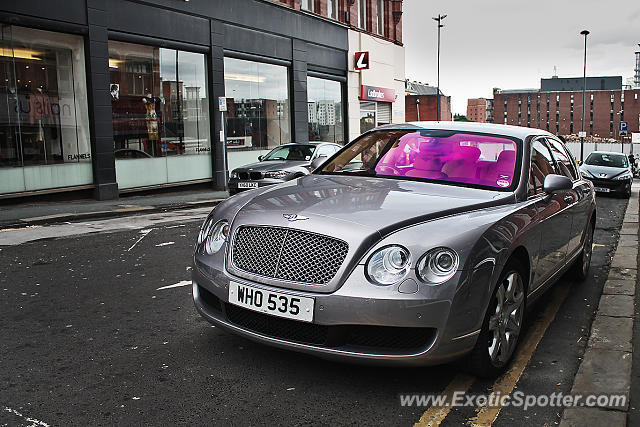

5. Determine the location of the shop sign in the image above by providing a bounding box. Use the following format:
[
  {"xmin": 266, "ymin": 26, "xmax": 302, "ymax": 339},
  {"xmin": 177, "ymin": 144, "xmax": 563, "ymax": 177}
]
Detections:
[
  {"xmin": 360, "ymin": 85, "xmax": 396, "ymax": 103},
  {"xmin": 354, "ymin": 51, "xmax": 369, "ymax": 70}
]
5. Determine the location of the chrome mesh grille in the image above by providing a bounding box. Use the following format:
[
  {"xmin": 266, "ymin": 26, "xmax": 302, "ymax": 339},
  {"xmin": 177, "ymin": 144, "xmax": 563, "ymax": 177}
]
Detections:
[{"xmin": 232, "ymin": 225, "xmax": 348, "ymax": 284}]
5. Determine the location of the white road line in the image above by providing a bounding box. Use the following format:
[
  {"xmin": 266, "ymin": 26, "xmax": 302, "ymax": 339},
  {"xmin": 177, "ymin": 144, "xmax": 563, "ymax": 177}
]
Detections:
[
  {"xmin": 155, "ymin": 241, "xmax": 175, "ymax": 247},
  {"xmin": 127, "ymin": 229, "xmax": 153, "ymax": 252},
  {"xmin": 3, "ymin": 407, "xmax": 50, "ymax": 427},
  {"xmin": 157, "ymin": 280, "xmax": 192, "ymax": 291}
]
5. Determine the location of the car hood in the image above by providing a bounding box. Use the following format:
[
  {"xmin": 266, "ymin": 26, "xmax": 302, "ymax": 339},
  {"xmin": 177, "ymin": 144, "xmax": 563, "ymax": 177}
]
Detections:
[
  {"xmin": 236, "ymin": 174, "xmax": 514, "ymax": 235},
  {"xmin": 227, "ymin": 175, "xmax": 515, "ymax": 293},
  {"xmin": 233, "ymin": 160, "xmax": 309, "ymax": 172},
  {"xmin": 580, "ymin": 164, "xmax": 628, "ymax": 179}
]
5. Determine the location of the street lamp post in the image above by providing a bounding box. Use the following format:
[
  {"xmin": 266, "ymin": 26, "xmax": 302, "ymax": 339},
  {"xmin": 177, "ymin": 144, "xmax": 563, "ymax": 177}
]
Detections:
[
  {"xmin": 580, "ymin": 29, "xmax": 589, "ymax": 162},
  {"xmin": 433, "ymin": 14, "xmax": 446, "ymax": 121}
]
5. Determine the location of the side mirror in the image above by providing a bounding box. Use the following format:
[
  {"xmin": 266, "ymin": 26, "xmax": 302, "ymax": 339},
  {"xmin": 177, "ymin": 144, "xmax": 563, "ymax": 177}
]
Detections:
[
  {"xmin": 258, "ymin": 155, "xmax": 264, "ymax": 161},
  {"xmin": 310, "ymin": 156, "xmax": 328, "ymax": 171},
  {"xmin": 578, "ymin": 160, "xmax": 583, "ymax": 166},
  {"xmin": 543, "ymin": 174, "xmax": 573, "ymax": 194}
]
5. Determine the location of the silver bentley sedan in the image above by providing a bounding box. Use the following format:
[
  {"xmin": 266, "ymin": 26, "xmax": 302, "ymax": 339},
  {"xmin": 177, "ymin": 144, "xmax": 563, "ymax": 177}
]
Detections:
[{"xmin": 192, "ymin": 122, "xmax": 595, "ymax": 377}]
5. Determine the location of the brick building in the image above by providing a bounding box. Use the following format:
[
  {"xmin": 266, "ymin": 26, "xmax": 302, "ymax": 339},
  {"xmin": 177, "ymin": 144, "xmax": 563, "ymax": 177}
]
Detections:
[
  {"xmin": 494, "ymin": 76, "xmax": 640, "ymax": 141},
  {"xmin": 405, "ymin": 81, "xmax": 452, "ymax": 121},
  {"xmin": 466, "ymin": 98, "xmax": 494, "ymax": 123},
  {"xmin": 276, "ymin": 0, "xmax": 406, "ymax": 141}
]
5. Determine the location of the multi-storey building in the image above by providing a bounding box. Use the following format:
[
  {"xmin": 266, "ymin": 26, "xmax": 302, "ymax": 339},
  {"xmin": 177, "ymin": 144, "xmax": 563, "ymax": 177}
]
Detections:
[
  {"xmin": 404, "ymin": 81, "xmax": 452, "ymax": 121},
  {"xmin": 466, "ymin": 98, "xmax": 494, "ymax": 123},
  {"xmin": 494, "ymin": 76, "xmax": 640, "ymax": 140},
  {"xmin": 0, "ymin": 0, "xmax": 403, "ymax": 200}
]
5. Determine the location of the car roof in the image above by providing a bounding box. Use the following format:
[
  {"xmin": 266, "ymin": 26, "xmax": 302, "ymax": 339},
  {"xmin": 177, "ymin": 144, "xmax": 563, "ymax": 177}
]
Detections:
[
  {"xmin": 588, "ymin": 151, "xmax": 627, "ymax": 155},
  {"xmin": 373, "ymin": 121, "xmax": 555, "ymax": 140}
]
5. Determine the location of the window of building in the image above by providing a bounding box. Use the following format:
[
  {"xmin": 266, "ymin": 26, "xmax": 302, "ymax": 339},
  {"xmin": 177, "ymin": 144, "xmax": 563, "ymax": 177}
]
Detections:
[
  {"xmin": 328, "ymin": 0, "xmax": 338, "ymax": 19},
  {"xmin": 224, "ymin": 57, "xmax": 290, "ymax": 153},
  {"xmin": 358, "ymin": 0, "xmax": 367, "ymax": 29},
  {"xmin": 307, "ymin": 76, "xmax": 344, "ymax": 144},
  {"xmin": 360, "ymin": 101, "xmax": 376, "ymax": 133},
  {"xmin": 108, "ymin": 41, "xmax": 211, "ymax": 189},
  {"xmin": 301, "ymin": 0, "xmax": 314, "ymax": 12},
  {"xmin": 0, "ymin": 25, "xmax": 92, "ymax": 194},
  {"xmin": 376, "ymin": 0, "xmax": 385, "ymax": 35}
]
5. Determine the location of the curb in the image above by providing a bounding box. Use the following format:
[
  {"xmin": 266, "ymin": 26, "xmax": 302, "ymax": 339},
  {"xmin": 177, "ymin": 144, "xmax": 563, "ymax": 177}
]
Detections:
[
  {"xmin": 0, "ymin": 198, "xmax": 225, "ymax": 230},
  {"xmin": 560, "ymin": 184, "xmax": 639, "ymax": 426}
]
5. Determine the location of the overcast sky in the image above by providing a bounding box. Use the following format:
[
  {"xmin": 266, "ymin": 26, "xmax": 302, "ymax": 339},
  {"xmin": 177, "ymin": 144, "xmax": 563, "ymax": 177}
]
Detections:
[{"xmin": 403, "ymin": 0, "xmax": 640, "ymax": 115}]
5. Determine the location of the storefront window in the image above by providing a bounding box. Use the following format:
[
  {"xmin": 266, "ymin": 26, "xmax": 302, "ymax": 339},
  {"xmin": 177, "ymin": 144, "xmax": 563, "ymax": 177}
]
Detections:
[
  {"xmin": 307, "ymin": 76, "xmax": 344, "ymax": 144},
  {"xmin": 108, "ymin": 41, "xmax": 210, "ymax": 159},
  {"xmin": 360, "ymin": 101, "xmax": 376, "ymax": 134},
  {"xmin": 0, "ymin": 25, "xmax": 91, "ymax": 169},
  {"xmin": 224, "ymin": 57, "xmax": 290, "ymax": 151}
]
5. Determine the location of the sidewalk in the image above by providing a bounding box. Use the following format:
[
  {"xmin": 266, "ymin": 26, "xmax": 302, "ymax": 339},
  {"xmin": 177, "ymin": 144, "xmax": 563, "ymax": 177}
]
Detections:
[
  {"xmin": 560, "ymin": 182, "xmax": 640, "ymax": 427},
  {"xmin": 0, "ymin": 188, "xmax": 229, "ymax": 229}
]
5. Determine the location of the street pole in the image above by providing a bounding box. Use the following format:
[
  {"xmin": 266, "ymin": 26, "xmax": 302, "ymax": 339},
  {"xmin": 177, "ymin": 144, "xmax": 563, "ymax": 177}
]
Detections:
[
  {"xmin": 580, "ymin": 29, "xmax": 589, "ymax": 162},
  {"xmin": 433, "ymin": 14, "xmax": 446, "ymax": 122}
]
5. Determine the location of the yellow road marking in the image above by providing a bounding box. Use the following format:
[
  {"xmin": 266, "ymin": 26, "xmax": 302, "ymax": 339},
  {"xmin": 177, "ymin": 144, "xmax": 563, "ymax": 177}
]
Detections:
[
  {"xmin": 592, "ymin": 243, "xmax": 605, "ymax": 249},
  {"xmin": 466, "ymin": 282, "xmax": 571, "ymax": 426},
  {"xmin": 414, "ymin": 374, "xmax": 476, "ymax": 427}
]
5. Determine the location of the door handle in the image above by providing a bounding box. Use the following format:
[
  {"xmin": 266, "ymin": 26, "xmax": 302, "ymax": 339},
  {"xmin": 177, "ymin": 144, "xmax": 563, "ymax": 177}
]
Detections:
[{"xmin": 564, "ymin": 195, "xmax": 573, "ymax": 203}]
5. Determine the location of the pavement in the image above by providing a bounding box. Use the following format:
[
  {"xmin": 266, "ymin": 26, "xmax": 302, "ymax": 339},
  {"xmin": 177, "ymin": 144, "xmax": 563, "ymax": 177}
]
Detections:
[
  {"xmin": 561, "ymin": 182, "xmax": 639, "ymax": 427},
  {"xmin": 0, "ymin": 188, "xmax": 229, "ymax": 229}
]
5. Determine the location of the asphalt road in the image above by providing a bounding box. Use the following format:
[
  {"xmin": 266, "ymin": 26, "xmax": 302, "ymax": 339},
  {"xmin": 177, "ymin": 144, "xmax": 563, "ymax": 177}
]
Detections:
[{"xmin": 0, "ymin": 195, "xmax": 627, "ymax": 426}]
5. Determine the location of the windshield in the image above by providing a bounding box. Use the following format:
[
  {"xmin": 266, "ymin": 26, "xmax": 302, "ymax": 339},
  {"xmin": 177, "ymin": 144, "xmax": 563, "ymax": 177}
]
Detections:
[
  {"xmin": 317, "ymin": 130, "xmax": 520, "ymax": 190},
  {"xmin": 263, "ymin": 145, "xmax": 316, "ymax": 161},
  {"xmin": 584, "ymin": 153, "xmax": 628, "ymax": 168}
]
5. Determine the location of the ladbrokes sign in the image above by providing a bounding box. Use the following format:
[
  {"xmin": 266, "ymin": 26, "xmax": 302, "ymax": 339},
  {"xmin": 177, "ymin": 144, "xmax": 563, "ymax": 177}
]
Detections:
[{"xmin": 360, "ymin": 85, "xmax": 396, "ymax": 103}]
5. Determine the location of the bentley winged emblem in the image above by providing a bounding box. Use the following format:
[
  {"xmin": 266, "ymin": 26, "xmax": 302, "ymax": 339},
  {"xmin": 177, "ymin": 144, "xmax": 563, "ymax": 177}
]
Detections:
[{"xmin": 283, "ymin": 213, "xmax": 309, "ymax": 222}]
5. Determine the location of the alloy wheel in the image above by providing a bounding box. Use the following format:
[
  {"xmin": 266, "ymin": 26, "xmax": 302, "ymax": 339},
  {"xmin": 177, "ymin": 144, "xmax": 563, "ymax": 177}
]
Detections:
[{"xmin": 487, "ymin": 271, "xmax": 525, "ymax": 367}]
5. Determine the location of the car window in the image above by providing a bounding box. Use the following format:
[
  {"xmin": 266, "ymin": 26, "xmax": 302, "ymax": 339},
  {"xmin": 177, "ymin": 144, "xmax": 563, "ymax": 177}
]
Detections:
[
  {"xmin": 584, "ymin": 152, "xmax": 628, "ymax": 168},
  {"xmin": 529, "ymin": 140, "xmax": 556, "ymax": 196},
  {"xmin": 315, "ymin": 145, "xmax": 336, "ymax": 158},
  {"xmin": 263, "ymin": 145, "xmax": 316, "ymax": 161},
  {"xmin": 317, "ymin": 130, "xmax": 520, "ymax": 190},
  {"xmin": 546, "ymin": 138, "xmax": 578, "ymax": 180}
]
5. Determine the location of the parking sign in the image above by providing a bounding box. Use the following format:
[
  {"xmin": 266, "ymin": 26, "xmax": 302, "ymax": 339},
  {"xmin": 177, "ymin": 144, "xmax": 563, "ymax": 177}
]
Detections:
[{"xmin": 620, "ymin": 121, "xmax": 628, "ymax": 132}]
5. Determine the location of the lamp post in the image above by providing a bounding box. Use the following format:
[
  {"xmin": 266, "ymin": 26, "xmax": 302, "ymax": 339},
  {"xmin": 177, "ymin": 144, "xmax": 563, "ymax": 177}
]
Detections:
[
  {"xmin": 580, "ymin": 29, "xmax": 589, "ymax": 162},
  {"xmin": 433, "ymin": 14, "xmax": 446, "ymax": 121}
]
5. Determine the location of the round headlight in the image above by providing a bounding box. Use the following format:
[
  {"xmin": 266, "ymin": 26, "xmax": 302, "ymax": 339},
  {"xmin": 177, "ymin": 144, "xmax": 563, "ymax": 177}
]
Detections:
[
  {"xmin": 204, "ymin": 220, "xmax": 230, "ymax": 255},
  {"xmin": 197, "ymin": 215, "xmax": 215, "ymax": 245},
  {"xmin": 416, "ymin": 247, "xmax": 459, "ymax": 284},
  {"xmin": 366, "ymin": 245, "xmax": 411, "ymax": 285}
]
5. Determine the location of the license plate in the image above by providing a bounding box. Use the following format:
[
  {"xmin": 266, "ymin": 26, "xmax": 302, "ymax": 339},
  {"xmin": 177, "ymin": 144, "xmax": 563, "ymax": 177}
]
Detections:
[
  {"xmin": 594, "ymin": 187, "xmax": 610, "ymax": 193},
  {"xmin": 228, "ymin": 281, "xmax": 314, "ymax": 322},
  {"xmin": 238, "ymin": 181, "xmax": 258, "ymax": 189}
]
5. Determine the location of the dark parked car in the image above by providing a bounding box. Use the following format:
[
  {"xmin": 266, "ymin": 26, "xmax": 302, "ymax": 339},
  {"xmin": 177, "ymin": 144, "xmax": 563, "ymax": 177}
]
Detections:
[
  {"xmin": 193, "ymin": 122, "xmax": 595, "ymax": 377},
  {"xmin": 228, "ymin": 142, "xmax": 342, "ymax": 194},
  {"xmin": 579, "ymin": 151, "xmax": 633, "ymax": 198}
]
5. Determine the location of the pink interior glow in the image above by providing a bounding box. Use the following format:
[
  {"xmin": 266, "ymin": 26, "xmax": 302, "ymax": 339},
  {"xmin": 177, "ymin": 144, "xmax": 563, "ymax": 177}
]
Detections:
[{"xmin": 375, "ymin": 132, "xmax": 518, "ymax": 188}]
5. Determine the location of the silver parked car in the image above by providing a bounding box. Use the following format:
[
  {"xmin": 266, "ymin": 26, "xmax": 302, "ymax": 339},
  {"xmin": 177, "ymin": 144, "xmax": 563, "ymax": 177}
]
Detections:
[
  {"xmin": 193, "ymin": 122, "xmax": 596, "ymax": 377},
  {"xmin": 579, "ymin": 151, "xmax": 632, "ymax": 198},
  {"xmin": 228, "ymin": 142, "xmax": 342, "ymax": 195}
]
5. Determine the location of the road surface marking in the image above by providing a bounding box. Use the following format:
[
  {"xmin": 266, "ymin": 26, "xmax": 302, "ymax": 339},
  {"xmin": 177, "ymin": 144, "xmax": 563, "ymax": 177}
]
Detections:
[
  {"xmin": 3, "ymin": 407, "xmax": 49, "ymax": 427},
  {"xmin": 415, "ymin": 374, "xmax": 476, "ymax": 427},
  {"xmin": 127, "ymin": 229, "xmax": 153, "ymax": 252},
  {"xmin": 466, "ymin": 281, "xmax": 571, "ymax": 426},
  {"xmin": 157, "ymin": 280, "xmax": 191, "ymax": 291},
  {"xmin": 155, "ymin": 241, "xmax": 175, "ymax": 247}
]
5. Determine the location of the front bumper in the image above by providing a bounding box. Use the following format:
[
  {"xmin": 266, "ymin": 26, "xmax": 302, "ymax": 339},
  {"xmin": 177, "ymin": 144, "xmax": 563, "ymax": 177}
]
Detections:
[
  {"xmin": 192, "ymin": 258, "xmax": 492, "ymax": 366},
  {"xmin": 583, "ymin": 176, "xmax": 631, "ymax": 194}
]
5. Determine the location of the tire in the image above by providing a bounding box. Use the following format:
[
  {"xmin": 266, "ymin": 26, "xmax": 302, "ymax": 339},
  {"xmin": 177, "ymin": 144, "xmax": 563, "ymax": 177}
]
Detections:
[
  {"xmin": 466, "ymin": 259, "xmax": 527, "ymax": 378},
  {"xmin": 571, "ymin": 219, "xmax": 594, "ymax": 281}
]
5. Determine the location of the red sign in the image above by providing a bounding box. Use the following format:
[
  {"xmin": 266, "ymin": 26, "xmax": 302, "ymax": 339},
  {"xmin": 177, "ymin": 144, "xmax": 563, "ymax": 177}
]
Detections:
[
  {"xmin": 354, "ymin": 51, "xmax": 369, "ymax": 70},
  {"xmin": 360, "ymin": 85, "xmax": 396, "ymax": 103}
]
